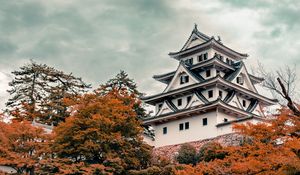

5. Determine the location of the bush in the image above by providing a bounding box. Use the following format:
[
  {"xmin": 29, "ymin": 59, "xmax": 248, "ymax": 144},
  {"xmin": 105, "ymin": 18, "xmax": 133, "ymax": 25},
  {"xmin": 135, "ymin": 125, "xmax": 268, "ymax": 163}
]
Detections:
[
  {"xmin": 128, "ymin": 165, "xmax": 178, "ymax": 175},
  {"xmin": 198, "ymin": 142, "xmax": 226, "ymax": 162},
  {"xmin": 176, "ymin": 144, "xmax": 198, "ymax": 165}
]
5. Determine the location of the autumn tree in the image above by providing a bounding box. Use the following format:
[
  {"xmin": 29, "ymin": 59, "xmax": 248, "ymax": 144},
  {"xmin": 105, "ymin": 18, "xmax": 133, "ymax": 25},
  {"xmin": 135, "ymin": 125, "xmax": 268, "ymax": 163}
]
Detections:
[
  {"xmin": 98, "ymin": 70, "xmax": 153, "ymax": 137},
  {"xmin": 50, "ymin": 88, "xmax": 152, "ymax": 174},
  {"xmin": 175, "ymin": 107, "xmax": 300, "ymax": 175},
  {"xmin": 6, "ymin": 61, "xmax": 90, "ymax": 125},
  {"xmin": 197, "ymin": 142, "xmax": 226, "ymax": 162},
  {"xmin": 0, "ymin": 120, "xmax": 50, "ymax": 175}
]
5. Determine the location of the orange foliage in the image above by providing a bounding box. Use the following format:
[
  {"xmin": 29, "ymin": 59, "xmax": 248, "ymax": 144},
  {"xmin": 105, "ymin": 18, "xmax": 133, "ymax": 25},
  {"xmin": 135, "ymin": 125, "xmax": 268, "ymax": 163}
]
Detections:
[
  {"xmin": 0, "ymin": 120, "xmax": 50, "ymax": 174},
  {"xmin": 176, "ymin": 107, "xmax": 300, "ymax": 175},
  {"xmin": 50, "ymin": 89, "xmax": 152, "ymax": 174}
]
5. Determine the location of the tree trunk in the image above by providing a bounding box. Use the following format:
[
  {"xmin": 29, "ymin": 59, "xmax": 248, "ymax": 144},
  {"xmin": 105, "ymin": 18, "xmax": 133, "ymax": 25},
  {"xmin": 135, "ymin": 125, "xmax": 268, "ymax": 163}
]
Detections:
[{"xmin": 277, "ymin": 78, "xmax": 300, "ymax": 116}]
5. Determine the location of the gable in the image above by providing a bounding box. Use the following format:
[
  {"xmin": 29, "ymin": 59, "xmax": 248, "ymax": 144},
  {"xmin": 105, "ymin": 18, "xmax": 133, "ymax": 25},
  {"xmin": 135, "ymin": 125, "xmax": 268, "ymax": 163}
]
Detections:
[
  {"xmin": 163, "ymin": 63, "xmax": 200, "ymax": 92},
  {"xmin": 183, "ymin": 33, "xmax": 207, "ymax": 50},
  {"xmin": 186, "ymin": 92, "xmax": 206, "ymax": 108},
  {"xmin": 228, "ymin": 94, "xmax": 243, "ymax": 109},
  {"xmin": 156, "ymin": 101, "xmax": 176, "ymax": 116},
  {"xmin": 231, "ymin": 64, "xmax": 257, "ymax": 93}
]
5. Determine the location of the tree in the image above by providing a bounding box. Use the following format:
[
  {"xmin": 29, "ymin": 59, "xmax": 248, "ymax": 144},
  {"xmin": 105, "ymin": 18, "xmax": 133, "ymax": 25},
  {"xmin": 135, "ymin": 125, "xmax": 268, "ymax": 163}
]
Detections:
[
  {"xmin": 51, "ymin": 88, "xmax": 152, "ymax": 174},
  {"xmin": 175, "ymin": 107, "xmax": 300, "ymax": 175},
  {"xmin": 97, "ymin": 70, "xmax": 153, "ymax": 137},
  {"xmin": 0, "ymin": 119, "xmax": 50, "ymax": 175},
  {"xmin": 6, "ymin": 61, "xmax": 91, "ymax": 125},
  {"xmin": 256, "ymin": 63, "xmax": 300, "ymax": 116},
  {"xmin": 176, "ymin": 144, "xmax": 198, "ymax": 165}
]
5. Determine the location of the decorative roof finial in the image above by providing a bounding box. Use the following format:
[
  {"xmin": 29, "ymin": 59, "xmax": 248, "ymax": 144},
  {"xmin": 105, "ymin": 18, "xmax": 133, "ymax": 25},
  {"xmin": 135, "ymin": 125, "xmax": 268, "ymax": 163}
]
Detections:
[{"xmin": 194, "ymin": 23, "xmax": 198, "ymax": 31}]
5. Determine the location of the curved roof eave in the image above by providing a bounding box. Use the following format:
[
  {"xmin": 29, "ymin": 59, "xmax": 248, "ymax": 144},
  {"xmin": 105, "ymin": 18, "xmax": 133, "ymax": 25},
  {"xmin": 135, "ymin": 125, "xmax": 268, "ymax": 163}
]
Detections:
[
  {"xmin": 143, "ymin": 99, "xmax": 260, "ymax": 125},
  {"xmin": 141, "ymin": 76, "xmax": 278, "ymax": 106},
  {"xmin": 169, "ymin": 39, "xmax": 248, "ymax": 60}
]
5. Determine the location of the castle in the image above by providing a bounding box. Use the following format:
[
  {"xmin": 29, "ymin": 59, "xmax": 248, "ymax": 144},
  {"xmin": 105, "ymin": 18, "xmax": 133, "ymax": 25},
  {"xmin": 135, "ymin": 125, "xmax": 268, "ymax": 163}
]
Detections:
[{"xmin": 142, "ymin": 25, "xmax": 277, "ymax": 148}]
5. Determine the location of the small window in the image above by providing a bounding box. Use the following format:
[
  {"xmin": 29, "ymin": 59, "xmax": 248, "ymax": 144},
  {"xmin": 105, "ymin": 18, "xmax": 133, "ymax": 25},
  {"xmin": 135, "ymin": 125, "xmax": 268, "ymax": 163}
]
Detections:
[
  {"xmin": 180, "ymin": 75, "xmax": 189, "ymax": 84},
  {"xmin": 237, "ymin": 76, "xmax": 244, "ymax": 85},
  {"xmin": 220, "ymin": 55, "xmax": 223, "ymax": 60},
  {"xmin": 187, "ymin": 96, "xmax": 192, "ymax": 104},
  {"xmin": 206, "ymin": 70, "xmax": 211, "ymax": 77},
  {"xmin": 179, "ymin": 123, "xmax": 184, "ymax": 131},
  {"xmin": 242, "ymin": 100, "xmax": 246, "ymax": 107},
  {"xmin": 177, "ymin": 99, "xmax": 182, "ymax": 106},
  {"xmin": 226, "ymin": 58, "xmax": 230, "ymax": 64},
  {"xmin": 208, "ymin": 90, "xmax": 213, "ymax": 98},
  {"xmin": 203, "ymin": 53, "xmax": 208, "ymax": 60},
  {"xmin": 219, "ymin": 91, "xmax": 223, "ymax": 98},
  {"xmin": 185, "ymin": 122, "xmax": 189, "ymax": 130},
  {"xmin": 203, "ymin": 118, "xmax": 208, "ymax": 126},
  {"xmin": 185, "ymin": 58, "xmax": 193, "ymax": 65},
  {"xmin": 198, "ymin": 55, "xmax": 203, "ymax": 62},
  {"xmin": 224, "ymin": 118, "xmax": 228, "ymax": 122},
  {"xmin": 163, "ymin": 127, "xmax": 167, "ymax": 134}
]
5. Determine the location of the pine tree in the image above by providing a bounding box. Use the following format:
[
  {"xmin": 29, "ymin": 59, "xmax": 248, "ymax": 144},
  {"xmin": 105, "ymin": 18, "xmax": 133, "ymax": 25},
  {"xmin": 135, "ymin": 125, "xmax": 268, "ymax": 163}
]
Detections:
[
  {"xmin": 6, "ymin": 61, "xmax": 91, "ymax": 125},
  {"xmin": 97, "ymin": 70, "xmax": 153, "ymax": 137}
]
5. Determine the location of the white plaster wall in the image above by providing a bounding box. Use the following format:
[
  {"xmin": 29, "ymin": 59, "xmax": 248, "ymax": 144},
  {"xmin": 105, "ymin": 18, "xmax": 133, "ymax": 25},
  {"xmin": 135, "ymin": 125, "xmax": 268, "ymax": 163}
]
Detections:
[
  {"xmin": 200, "ymin": 68, "xmax": 216, "ymax": 79},
  {"xmin": 211, "ymin": 49, "xmax": 235, "ymax": 63},
  {"xmin": 143, "ymin": 134, "xmax": 155, "ymax": 147},
  {"xmin": 154, "ymin": 112, "xmax": 218, "ymax": 147},
  {"xmin": 202, "ymin": 87, "xmax": 218, "ymax": 101},
  {"xmin": 216, "ymin": 87, "xmax": 228, "ymax": 101},
  {"xmin": 228, "ymin": 94, "xmax": 242, "ymax": 109},
  {"xmin": 218, "ymin": 71, "xmax": 225, "ymax": 77},
  {"xmin": 188, "ymin": 38, "xmax": 206, "ymax": 48},
  {"xmin": 182, "ymin": 49, "xmax": 211, "ymax": 65},
  {"xmin": 252, "ymin": 104, "xmax": 263, "ymax": 116},
  {"xmin": 151, "ymin": 110, "xmax": 264, "ymax": 147},
  {"xmin": 216, "ymin": 111, "xmax": 236, "ymax": 123}
]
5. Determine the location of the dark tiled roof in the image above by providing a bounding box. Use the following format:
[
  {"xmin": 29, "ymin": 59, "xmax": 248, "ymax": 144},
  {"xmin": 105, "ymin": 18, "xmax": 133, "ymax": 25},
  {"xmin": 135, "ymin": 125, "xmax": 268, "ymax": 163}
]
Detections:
[
  {"xmin": 215, "ymin": 116, "xmax": 264, "ymax": 127},
  {"xmin": 170, "ymin": 38, "xmax": 248, "ymax": 59},
  {"xmin": 153, "ymin": 56, "xmax": 235, "ymax": 83},
  {"xmin": 143, "ymin": 99, "xmax": 261, "ymax": 124},
  {"xmin": 246, "ymin": 99, "xmax": 259, "ymax": 113},
  {"xmin": 195, "ymin": 91, "xmax": 209, "ymax": 103},
  {"xmin": 223, "ymin": 90, "xmax": 235, "ymax": 103}
]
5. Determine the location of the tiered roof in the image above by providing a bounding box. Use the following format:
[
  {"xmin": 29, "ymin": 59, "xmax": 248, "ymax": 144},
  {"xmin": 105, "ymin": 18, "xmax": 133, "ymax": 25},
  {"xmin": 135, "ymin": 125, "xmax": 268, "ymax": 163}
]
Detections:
[{"xmin": 142, "ymin": 25, "xmax": 277, "ymax": 125}]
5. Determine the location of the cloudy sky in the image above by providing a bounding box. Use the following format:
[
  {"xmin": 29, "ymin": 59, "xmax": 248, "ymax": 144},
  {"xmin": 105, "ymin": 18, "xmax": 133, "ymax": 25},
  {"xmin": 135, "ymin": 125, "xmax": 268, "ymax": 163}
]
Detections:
[{"xmin": 0, "ymin": 0, "xmax": 299, "ymax": 109}]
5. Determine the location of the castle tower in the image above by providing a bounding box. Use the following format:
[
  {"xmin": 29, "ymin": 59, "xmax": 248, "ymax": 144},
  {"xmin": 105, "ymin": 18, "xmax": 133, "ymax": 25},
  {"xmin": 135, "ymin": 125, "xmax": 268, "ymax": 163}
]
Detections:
[{"xmin": 142, "ymin": 25, "xmax": 277, "ymax": 148}]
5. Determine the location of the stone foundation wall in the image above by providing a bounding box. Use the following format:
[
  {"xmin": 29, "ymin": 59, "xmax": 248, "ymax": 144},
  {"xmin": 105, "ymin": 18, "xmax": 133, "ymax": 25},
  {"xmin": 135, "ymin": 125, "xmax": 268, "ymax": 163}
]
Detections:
[{"xmin": 152, "ymin": 133, "xmax": 243, "ymax": 160}]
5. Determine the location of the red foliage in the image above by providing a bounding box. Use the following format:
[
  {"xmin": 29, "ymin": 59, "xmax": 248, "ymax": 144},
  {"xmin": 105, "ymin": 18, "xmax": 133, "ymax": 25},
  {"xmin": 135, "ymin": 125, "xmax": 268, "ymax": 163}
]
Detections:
[{"xmin": 176, "ymin": 107, "xmax": 300, "ymax": 175}]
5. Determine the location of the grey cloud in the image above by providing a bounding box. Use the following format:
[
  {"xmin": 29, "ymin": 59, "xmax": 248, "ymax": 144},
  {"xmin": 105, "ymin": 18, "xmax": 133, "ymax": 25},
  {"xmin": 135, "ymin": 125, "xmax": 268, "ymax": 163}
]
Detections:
[
  {"xmin": 0, "ymin": 39, "xmax": 17, "ymax": 55},
  {"xmin": 0, "ymin": 0, "xmax": 299, "ymax": 110}
]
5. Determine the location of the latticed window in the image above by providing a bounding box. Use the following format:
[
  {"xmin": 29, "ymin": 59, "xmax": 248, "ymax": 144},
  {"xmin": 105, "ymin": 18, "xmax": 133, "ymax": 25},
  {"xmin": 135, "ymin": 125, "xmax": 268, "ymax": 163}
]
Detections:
[
  {"xmin": 237, "ymin": 76, "xmax": 244, "ymax": 85},
  {"xmin": 180, "ymin": 75, "xmax": 189, "ymax": 84}
]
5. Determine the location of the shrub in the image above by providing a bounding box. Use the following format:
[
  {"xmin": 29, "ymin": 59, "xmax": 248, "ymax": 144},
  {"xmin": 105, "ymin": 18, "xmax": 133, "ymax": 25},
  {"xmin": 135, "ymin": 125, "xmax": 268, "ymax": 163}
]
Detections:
[
  {"xmin": 198, "ymin": 142, "xmax": 226, "ymax": 162},
  {"xmin": 176, "ymin": 144, "xmax": 198, "ymax": 165}
]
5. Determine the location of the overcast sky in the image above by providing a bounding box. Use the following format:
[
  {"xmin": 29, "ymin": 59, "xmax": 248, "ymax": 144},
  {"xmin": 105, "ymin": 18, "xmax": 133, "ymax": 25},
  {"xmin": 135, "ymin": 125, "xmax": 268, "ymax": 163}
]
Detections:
[{"xmin": 0, "ymin": 0, "xmax": 299, "ymax": 109}]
